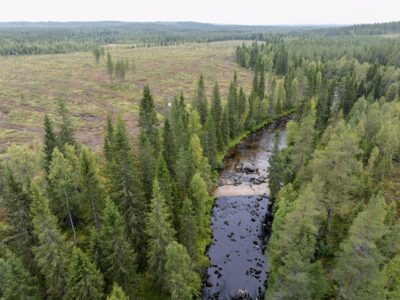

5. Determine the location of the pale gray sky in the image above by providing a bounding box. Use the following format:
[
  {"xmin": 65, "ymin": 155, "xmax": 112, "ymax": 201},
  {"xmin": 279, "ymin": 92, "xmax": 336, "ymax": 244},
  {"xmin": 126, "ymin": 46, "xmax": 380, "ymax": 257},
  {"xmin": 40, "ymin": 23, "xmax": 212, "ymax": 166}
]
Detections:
[{"xmin": 2, "ymin": 0, "xmax": 400, "ymax": 25}]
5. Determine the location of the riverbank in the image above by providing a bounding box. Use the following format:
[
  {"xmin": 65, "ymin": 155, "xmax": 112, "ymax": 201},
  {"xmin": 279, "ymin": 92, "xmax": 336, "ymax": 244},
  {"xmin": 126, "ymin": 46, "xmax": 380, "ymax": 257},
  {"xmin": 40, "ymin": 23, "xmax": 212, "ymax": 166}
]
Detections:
[{"xmin": 202, "ymin": 114, "xmax": 291, "ymax": 299}]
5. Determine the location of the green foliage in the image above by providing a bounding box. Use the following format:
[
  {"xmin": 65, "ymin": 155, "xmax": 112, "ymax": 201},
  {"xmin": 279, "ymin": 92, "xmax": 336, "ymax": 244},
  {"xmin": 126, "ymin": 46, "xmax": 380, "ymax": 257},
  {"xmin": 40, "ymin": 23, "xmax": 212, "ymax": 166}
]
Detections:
[
  {"xmin": 333, "ymin": 195, "xmax": 387, "ymax": 299},
  {"xmin": 57, "ymin": 99, "xmax": 75, "ymax": 150},
  {"xmin": 79, "ymin": 147, "xmax": 106, "ymax": 230},
  {"xmin": 30, "ymin": 184, "xmax": 68, "ymax": 299},
  {"xmin": 105, "ymin": 117, "xmax": 146, "ymax": 264},
  {"xmin": 146, "ymin": 180, "xmax": 176, "ymax": 290},
  {"xmin": 91, "ymin": 198, "xmax": 137, "ymax": 296},
  {"xmin": 107, "ymin": 284, "xmax": 128, "ymax": 300},
  {"xmin": 65, "ymin": 247, "xmax": 104, "ymax": 300},
  {"xmin": 48, "ymin": 147, "xmax": 80, "ymax": 238},
  {"xmin": 43, "ymin": 114, "xmax": 57, "ymax": 174},
  {"xmin": 2, "ymin": 169, "xmax": 36, "ymax": 268},
  {"xmin": 165, "ymin": 241, "xmax": 201, "ymax": 300},
  {"xmin": 268, "ymin": 131, "xmax": 282, "ymax": 200},
  {"xmin": 194, "ymin": 74, "xmax": 208, "ymax": 125},
  {"xmin": 0, "ymin": 249, "xmax": 40, "ymax": 300}
]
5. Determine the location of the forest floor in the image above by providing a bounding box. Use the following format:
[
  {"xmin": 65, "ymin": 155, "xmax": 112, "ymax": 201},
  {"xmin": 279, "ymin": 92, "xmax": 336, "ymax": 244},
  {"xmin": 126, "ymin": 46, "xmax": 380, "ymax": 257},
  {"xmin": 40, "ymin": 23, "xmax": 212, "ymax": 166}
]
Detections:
[{"xmin": 0, "ymin": 41, "xmax": 253, "ymax": 153}]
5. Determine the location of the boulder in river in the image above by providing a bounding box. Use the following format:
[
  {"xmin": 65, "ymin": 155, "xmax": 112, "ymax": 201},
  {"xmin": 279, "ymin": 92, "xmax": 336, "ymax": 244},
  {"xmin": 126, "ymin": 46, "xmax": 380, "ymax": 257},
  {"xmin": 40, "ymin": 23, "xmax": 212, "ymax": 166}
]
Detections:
[
  {"xmin": 242, "ymin": 163, "xmax": 257, "ymax": 173},
  {"xmin": 232, "ymin": 289, "xmax": 250, "ymax": 299}
]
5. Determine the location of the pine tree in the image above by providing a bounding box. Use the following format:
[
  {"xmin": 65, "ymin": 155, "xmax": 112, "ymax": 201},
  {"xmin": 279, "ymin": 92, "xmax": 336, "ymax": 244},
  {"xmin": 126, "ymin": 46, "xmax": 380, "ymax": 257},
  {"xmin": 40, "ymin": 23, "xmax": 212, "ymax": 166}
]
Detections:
[
  {"xmin": 107, "ymin": 284, "xmax": 128, "ymax": 300},
  {"xmin": 65, "ymin": 247, "xmax": 104, "ymax": 300},
  {"xmin": 381, "ymin": 255, "xmax": 400, "ymax": 299},
  {"xmin": 146, "ymin": 180, "xmax": 176, "ymax": 289},
  {"xmin": 43, "ymin": 114, "xmax": 57, "ymax": 174},
  {"xmin": 57, "ymin": 99, "xmax": 75, "ymax": 150},
  {"xmin": 2, "ymin": 169, "xmax": 36, "ymax": 269},
  {"xmin": 195, "ymin": 74, "xmax": 208, "ymax": 125},
  {"xmin": 333, "ymin": 195, "xmax": 387, "ymax": 299},
  {"xmin": 165, "ymin": 241, "xmax": 201, "ymax": 300},
  {"xmin": 0, "ymin": 250, "xmax": 40, "ymax": 300},
  {"xmin": 266, "ymin": 184, "xmax": 326, "ymax": 300},
  {"xmin": 268, "ymin": 131, "xmax": 282, "ymax": 200},
  {"xmin": 311, "ymin": 121, "xmax": 362, "ymax": 256},
  {"xmin": 106, "ymin": 52, "xmax": 113, "ymax": 78},
  {"xmin": 107, "ymin": 117, "xmax": 146, "ymax": 264},
  {"xmin": 79, "ymin": 147, "xmax": 105, "ymax": 230},
  {"xmin": 91, "ymin": 198, "xmax": 137, "ymax": 296},
  {"xmin": 30, "ymin": 184, "xmax": 68, "ymax": 299}
]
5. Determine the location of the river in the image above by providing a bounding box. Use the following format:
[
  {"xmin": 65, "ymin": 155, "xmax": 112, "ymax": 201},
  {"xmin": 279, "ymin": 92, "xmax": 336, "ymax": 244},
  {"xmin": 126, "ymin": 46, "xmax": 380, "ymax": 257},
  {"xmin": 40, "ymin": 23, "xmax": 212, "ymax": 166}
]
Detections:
[{"xmin": 202, "ymin": 120, "xmax": 287, "ymax": 300}]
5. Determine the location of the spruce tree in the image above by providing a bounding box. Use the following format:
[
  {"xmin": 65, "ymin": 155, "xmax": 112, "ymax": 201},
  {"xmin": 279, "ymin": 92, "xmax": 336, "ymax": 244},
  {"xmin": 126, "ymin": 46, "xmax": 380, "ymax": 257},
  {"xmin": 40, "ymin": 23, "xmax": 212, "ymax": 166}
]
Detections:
[
  {"xmin": 65, "ymin": 247, "xmax": 104, "ymax": 300},
  {"xmin": 227, "ymin": 79, "xmax": 239, "ymax": 138},
  {"xmin": 211, "ymin": 81, "xmax": 224, "ymax": 150},
  {"xmin": 138, "ymin": 131, "xmax": 157, "ymax": 198},
  {"xmin": 202, "ymin": 113, "xmax": 218, "ymax": 168},
  {"xmin": 107, "ymin": 117, "xmax": 146, "ymax": 264},
  {"xmin": 79, "ymin": 147, "xmax": 105, "ymax": 230},
  {"xmin": 179, "ymin": 196, "xmax": 199, "ymax": 264},
  {"xmin": 188, "ymin": 173, "xmax": 211, "ymax": 266},
  {"xmin": 48, "ymin": 147, "xmax": 80, "ymax": 240},
  {"xmin": 221, "ymin": 106, "xmax": 230, "ymax": 146},
  {"xmin": 146, "ymin": 180, "xmax": 176, "ymax": 290},
  {"xmin": 268, "ymin": 131, "xmax": 282, "ymax": 200},
  {"xmin": 0, "ymin": 250, "xmax": 40, "ymax": 300},
  {"xmin": 139, "ymin": 85, "xmax": 160, "ymax": 152},
  {"xmin": 103, "ymin": 114, "xmax": 114, "ymax": 165},
  {"xmin": 43, "ymin": 114, "xmax": 57, "ymax": 174},
  {"xmin": 2, "ymin": 169, "xmax": 36, "ymax": 269},
  {"xmin": 30, "ymin": 184, "xmax": 68, "ymax": 299},
  {"xmin": 258, "ymin": 64, "xmax": 265, "ymax": 100},
  {"xmin": 57, "ymin": 99, "xmax": 75, "ymax": 150},
  {"xmin": 162, "ymin": 118, "xmax": 177, "ymax": 175},
  {"xmin": 156, "ymin": 153, "xmax": 178, "ymax": 227},
  {"xmin": 106, "ymin": 52, "xmax": 113, "ymax": 78},
  {"xmin": 107, "ymin": 284, "xmax": 128, "ymax": 300},
  {"xmin": 165, "ymin": 241, "xmax": 201, "ymax": 300},
  {"xmin": 195, "ymin": 74, "xmax": 208, "ymax": 125},
  {"xmin": 275, "ymin": 80, "xmax": 286, "ymax": 113},
  {"xmin": 91, "ymin": 198, "xmax": 137, "ymax": 296}
]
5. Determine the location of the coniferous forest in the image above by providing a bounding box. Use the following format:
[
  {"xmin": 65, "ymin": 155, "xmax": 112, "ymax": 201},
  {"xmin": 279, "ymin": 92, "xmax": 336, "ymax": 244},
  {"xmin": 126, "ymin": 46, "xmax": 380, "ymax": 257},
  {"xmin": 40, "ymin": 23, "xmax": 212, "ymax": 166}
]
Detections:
[{"xmin": 1, "ymin": 19, "xmax": 400, "ymax": 300}]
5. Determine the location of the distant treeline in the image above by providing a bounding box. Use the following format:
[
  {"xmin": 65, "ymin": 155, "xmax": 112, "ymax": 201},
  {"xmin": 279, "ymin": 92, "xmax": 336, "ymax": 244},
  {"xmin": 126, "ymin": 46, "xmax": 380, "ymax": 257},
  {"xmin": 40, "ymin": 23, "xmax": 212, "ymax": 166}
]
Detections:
[
  {"xmin": 0, "ymin": 21, "xmax": 315, "ymax": 56},
  {"xmin": 1, "ymin": 21, "xmax": 399, "ymax": 56}
]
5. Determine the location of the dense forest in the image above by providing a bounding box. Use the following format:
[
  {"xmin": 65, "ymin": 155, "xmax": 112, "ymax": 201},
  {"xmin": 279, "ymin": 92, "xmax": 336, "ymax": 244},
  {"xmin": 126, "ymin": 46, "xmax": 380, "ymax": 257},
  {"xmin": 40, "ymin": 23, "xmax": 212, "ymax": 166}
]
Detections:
[
  {"xmin": 0, "ymin": 57, "xmax": 294, "ymax": 298},
  {"xmin": 0, "ymin": 21, "xmax": 318, "ymax": 56},
  {"xmin": 1, "ymin": 20, "xmax": 400, "ymax": 299},
  {"xmin": 1, "ymin": 21, "xmax": 399, "ymax": 56}
]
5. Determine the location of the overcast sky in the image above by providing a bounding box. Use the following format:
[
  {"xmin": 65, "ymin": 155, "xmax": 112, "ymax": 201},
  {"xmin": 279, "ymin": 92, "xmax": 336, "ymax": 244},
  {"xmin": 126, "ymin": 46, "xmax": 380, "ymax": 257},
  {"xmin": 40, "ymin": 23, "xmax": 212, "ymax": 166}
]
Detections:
[{"xmin": 1, "ymin": 0, "xmax": 400, "ymax": 25}]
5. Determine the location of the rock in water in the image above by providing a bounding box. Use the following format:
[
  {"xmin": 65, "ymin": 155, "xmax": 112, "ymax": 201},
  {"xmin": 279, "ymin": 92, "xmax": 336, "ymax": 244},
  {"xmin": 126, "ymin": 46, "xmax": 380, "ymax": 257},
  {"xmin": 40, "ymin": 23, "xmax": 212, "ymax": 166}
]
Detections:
[{"xmin": 233, "ymin": 289, "xmax": 249, "ymax": 299}]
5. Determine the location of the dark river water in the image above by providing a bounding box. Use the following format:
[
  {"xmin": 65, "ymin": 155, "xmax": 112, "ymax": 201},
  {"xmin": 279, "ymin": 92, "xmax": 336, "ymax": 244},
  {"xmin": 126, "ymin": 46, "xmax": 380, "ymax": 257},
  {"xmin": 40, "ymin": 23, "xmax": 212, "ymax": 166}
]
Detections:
[{"xmin": 202, "ymin": 120, "xmax": 287, "ymax": 300}]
